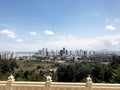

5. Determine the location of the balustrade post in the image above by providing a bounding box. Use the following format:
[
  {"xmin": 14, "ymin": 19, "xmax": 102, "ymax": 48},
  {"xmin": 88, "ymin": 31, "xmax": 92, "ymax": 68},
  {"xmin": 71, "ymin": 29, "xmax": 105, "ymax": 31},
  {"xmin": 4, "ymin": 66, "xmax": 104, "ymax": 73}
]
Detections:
[
  {"xmin": 45, "ymin": 76, "xmax": 52, "ymax": 90},
  {"xmin": 7, "ymin": 75, "xmax": 15, "ymax": 90},
  {"xmin": 86, "ymin": 75, "xmax": 92, "ymax": 90}
]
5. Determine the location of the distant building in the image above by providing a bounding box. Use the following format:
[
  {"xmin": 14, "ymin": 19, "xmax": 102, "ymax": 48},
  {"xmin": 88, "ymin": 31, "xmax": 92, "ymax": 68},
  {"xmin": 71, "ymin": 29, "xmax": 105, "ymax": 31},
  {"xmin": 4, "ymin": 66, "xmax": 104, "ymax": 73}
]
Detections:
[
  {"xmin": 10, "ymin": 51, "xmax": 16, "ymax": 59},
  {"xmin": 63, "ymin": 47, "xmax": 66, "ymax": 54},
  {"xmin": 60, "ymin": 50, "xmax": 63, "ymax": 56}
]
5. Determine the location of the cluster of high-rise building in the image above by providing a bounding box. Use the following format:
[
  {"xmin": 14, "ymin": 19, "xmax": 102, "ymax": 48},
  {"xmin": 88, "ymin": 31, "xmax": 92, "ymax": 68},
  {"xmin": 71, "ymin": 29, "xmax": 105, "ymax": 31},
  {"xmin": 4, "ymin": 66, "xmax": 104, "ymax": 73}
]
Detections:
[
  {"xmin": 35, "ymin": 47, "xmax": 96, "ymax": 57},
  {"xmin": 0, "ymin": 47, "xmax": 117, "ymax": 61},
  {"xmin": 0, "ymin": 51, "xmax": 16, "ymax": 59}
]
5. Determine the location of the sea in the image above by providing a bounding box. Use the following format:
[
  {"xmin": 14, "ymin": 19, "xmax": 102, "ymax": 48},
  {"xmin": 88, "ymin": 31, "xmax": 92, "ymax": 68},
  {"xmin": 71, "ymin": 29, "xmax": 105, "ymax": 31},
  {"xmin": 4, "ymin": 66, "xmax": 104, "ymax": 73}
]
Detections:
[{"xmin": 16, "ymin": 52, "xmax": 35, "ymax": 57}]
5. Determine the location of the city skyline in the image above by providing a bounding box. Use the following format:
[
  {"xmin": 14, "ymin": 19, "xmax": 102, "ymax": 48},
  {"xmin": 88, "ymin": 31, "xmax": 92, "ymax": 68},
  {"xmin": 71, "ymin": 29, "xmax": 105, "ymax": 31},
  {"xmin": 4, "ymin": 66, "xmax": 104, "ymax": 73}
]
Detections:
[
  {"xmin": 0, "ymin": 47, "xmax": 113, "ymax": 60},
  {"xmin": 0, "ymin": 0, "xmax": 120, "ymax": 51}
]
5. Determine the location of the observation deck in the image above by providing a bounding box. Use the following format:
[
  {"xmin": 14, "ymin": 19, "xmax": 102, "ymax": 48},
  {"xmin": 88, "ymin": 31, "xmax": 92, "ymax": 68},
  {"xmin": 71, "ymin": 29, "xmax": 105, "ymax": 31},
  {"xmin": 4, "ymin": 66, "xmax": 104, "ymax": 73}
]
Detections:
[{"xmin": 0, "ymin": 75, "xmax": 120, "ymax": 90}]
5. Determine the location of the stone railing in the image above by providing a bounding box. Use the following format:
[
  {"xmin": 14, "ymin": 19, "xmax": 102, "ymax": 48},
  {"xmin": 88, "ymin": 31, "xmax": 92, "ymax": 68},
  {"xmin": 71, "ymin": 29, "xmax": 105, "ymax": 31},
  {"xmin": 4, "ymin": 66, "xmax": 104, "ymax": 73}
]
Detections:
[{"xmin": 0, "ymin": 75, "xmax": 120, "ymax": 90}]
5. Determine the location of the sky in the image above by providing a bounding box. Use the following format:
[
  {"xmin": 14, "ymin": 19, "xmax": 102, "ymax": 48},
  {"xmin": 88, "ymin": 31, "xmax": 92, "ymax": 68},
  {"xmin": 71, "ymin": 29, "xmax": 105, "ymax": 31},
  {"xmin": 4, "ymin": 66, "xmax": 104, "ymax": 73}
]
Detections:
[{"xmin": 0, "ymin": 0, "xmax": 120, "ymax": 51}]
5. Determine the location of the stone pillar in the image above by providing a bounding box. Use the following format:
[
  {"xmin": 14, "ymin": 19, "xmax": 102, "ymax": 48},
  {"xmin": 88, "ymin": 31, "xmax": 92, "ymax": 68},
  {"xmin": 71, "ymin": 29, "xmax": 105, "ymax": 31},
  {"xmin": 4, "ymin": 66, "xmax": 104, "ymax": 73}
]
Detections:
[
  {"xmin": 7, "ymin": 74, "xmax": 15, "ymax": 90},
  {"xmin": 86, "ymin": 75, "xmax": 92, "ymax": 90},
  {"xmin": 45, "ymin": 76, "xmax": 52, "ymax": 90}
]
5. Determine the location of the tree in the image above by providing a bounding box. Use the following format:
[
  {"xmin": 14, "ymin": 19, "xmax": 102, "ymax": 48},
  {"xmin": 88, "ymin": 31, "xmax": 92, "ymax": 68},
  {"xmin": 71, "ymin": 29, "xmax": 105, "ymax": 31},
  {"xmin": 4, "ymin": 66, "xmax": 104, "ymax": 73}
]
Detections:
[
  {"xmin": 57, "ymin": 63, "xmax": 92, "ymax": 82},
  {"xmin": 110, "ymin": 55, "xmax": 120, "ymax": 69},
  {"xmin": 74, "ymin": 64, "xmax": 92, "ymax": 82},
  {"xmin": 0, "ymin": 59, "xmax": 10, "ymax": 73},
  {"xmin": 24, "ymin": 70, "xmax": 30, "ymax": 80},
  {"xmin": 110, "ymin": 65, "xmax": 120, "ymax": 83},
  {"xmin": 15, "ymin": 70, "xmax": 25, "ymax": 81},
  {"xmin": 91, "ymin": 64, "xmax": 107, "ymax": 83},
  {"xmin": 57, "ymin": 65, "xmax": 68, "ymax": 82},
  {"xmin": 10, "ymin": 60, "xmax": 19, "ymax": 73},
  {"xmin": 57, "ymin": 64, "xmax": 75, "ymax": 82}
]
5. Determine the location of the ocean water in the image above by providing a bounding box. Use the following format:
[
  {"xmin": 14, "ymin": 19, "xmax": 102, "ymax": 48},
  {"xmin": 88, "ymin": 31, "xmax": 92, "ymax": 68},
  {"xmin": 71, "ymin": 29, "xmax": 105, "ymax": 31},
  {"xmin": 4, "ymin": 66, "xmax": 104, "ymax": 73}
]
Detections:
[{"xmin": 16, "ymin": 52, "xmax": 35, "ymax": 56}]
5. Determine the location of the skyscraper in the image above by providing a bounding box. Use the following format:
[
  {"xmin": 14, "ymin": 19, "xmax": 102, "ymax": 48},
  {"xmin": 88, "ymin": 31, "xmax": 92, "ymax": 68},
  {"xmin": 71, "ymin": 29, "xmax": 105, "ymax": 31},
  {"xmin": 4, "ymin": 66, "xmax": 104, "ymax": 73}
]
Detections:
[{"xmin": 63, "ymin": 47, "xmax": 66, "ymax": 54}]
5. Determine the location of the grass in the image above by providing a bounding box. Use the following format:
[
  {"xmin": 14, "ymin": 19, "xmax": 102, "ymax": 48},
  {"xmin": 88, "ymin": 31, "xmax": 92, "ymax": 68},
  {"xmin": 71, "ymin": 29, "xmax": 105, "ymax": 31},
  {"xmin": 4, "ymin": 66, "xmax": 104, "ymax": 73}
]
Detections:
[{"xmin": 16, "ymin": 60, "xmax": 53, "ymax": 71}]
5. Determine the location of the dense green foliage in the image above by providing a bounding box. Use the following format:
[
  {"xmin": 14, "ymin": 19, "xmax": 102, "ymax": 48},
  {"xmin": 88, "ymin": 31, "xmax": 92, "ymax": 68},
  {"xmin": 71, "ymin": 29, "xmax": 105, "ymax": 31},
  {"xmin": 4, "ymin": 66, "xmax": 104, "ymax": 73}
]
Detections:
[
  {"xmin": 0, "ymin": 59, "xmax": 18, "ymax": 80},
  {"xmin": 57, "ymin": 55, "xmax": 120, "ymax": 83},
  {"xmin": 57, "ymin": 63, "xmax": 111, "ymax": 82},
  {"xmin": 0, "ymin": 55, "xmax": 120, "ymax": 83}
]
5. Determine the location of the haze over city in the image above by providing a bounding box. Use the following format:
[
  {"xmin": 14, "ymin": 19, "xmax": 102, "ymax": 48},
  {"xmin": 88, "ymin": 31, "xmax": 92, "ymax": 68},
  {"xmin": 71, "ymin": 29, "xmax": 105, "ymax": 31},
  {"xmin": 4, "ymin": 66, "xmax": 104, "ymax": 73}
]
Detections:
[{"xmin": 0, "ymin": 0, "xmax": 120, "ymax": 51}]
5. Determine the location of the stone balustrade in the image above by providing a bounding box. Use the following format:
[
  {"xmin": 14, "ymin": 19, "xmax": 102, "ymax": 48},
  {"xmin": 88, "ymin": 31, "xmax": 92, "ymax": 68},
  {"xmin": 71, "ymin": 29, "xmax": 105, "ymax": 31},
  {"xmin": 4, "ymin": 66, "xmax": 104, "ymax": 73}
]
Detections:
[{"xmin": 0, "ymin": 75, "xmax": 120, "ymax": 90}]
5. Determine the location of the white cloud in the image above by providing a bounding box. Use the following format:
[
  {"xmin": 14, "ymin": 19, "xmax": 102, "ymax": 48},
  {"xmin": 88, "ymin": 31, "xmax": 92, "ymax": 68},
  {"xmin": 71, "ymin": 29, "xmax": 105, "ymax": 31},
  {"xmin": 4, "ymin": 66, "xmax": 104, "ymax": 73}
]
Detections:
[
  {"xmin": 44, "ymin": 30, "xmax": 54, "ymax": 35},
  {"xmin": 16, "ymin": 39, "xmax": 23, "ymax": 42},
  {"xmin": 111, "ymin": 41, "xmax": 118, "ymax": 45},
  {"xmin": 29, "ymin": 32, "xmax": 37, "ymax": 36},
  {"xmin": 0, "ymin": 29, "xmax": 17, "ymax": 38},
  {"xmin": 43, "ymin": 34, "xmax": 120, "ymax": 51},
  {"xmin": 105, "ymin": 18, "xmax": 120, "ymax": 23},
  {"xmin": 114, "ymin": 18, "xmax": 120, "ymax": 22},
  {"xmin": 2, "ymin": 24, "xmax": 12, "ymax": 27},
  {"xmin": 92, "ymin": 34, "xmax": 120, "ymax": 50},
  {"xmin": 1, "ymin": 33, "xmax": 120, "ymax": 51},
  {"xmin": 105, "ymin": 25, "xmax": 116, "ymax": 31}
]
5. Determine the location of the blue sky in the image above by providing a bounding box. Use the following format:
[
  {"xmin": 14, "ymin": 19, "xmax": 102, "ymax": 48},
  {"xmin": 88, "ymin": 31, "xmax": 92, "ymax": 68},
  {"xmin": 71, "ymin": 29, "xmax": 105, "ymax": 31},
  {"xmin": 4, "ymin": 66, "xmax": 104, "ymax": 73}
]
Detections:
[{"xmin": 0, "ymin": 0, "xmax": 120, "ymax": 51}]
